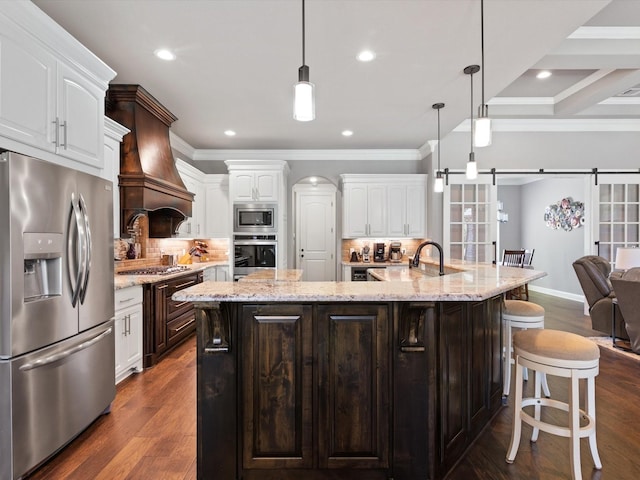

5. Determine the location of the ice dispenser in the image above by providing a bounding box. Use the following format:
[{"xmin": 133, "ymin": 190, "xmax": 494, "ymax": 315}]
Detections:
[{"xmin": 23, "ymin": 233, "xmax": 62, "ymax": 302}]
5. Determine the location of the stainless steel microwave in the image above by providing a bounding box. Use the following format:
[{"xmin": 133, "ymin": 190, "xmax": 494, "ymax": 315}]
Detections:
[{"xmin": 234, "ymin": 203, "xmax": 277, "ymax": 233}]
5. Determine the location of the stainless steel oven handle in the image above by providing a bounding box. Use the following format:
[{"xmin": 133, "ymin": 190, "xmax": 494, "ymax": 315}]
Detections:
[
  {"xmin": 18, "ymin": 327, "xmax": 113, "ymax": 371},
  {"xmin": 233, "ymin": 241, "xmax": 276, "ymax": 246}
]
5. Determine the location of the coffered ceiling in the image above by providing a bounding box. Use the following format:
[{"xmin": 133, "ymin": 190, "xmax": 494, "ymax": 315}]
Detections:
[{"xmin": 33, "ymin": 0, "xmax": 640, "ymax": 155}]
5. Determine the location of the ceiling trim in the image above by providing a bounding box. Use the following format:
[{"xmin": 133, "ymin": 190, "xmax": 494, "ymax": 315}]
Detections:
[
  {"xmin": 568, "ymin": 26, "xmax": 640, "ymax": 40},
  {"xmin": 454, "ymin": 118, "xmax": 640, "ymax": 132},
  {"xmin": 190, "ymin": 147, "xmax": 423, "ymax": 162}
]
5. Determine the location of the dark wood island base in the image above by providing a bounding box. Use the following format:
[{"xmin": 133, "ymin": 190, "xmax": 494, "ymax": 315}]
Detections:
[{"xmin": 195, "ymin": 296, "xmax": 503, "ymax": 480}]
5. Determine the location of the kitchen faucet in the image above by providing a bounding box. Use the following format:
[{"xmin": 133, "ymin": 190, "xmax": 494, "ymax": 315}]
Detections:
[{"xmin": 411, "ymin": 241, "xmax": 445, "ymax": 276}]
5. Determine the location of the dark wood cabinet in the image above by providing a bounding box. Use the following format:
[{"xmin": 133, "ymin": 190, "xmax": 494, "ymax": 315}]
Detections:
[
  {"xmin": 143, "ymin": 270, "xmax": 203, "ymax": 367},
  {"xmin": 316, "ymin": 304, "xmax": 390, "ymax": 470},
  {"xmin": 197, "ymin": 297, "xmax": 503, "ymax": 480},
  {"xmin": 240, "ymin": 304, "xmax": 314, "ymax": 470},
  {"xmin": 240, "ymin": 303, "xmax": 390, "ymax": 476},
  {"xmin": 436, "ymin": 296, "xmax": 503, "ymax": 476}
]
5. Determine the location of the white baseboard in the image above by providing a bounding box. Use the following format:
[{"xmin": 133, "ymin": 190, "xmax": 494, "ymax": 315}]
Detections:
[{"xmin": 528, "ymin": 285, "xmax": 584, "ymax": 303}]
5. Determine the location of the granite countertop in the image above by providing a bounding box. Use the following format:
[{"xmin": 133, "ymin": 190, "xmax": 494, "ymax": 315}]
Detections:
[
  {"xmin": 114, "ymin": 261, "xmax": 228, "ymax": 290},
  {"xmin": 239, "ymin": 269, "xmax": 304, "ymax": 282},
  {"xmin": 172, "ymin": 259, "xmax": 546, "ymax": 303}
]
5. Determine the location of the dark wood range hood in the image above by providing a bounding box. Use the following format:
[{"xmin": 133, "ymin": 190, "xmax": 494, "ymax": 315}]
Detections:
[{"xmin": 106, "ymin": 84, "xmax": 193, "ymax": 238}]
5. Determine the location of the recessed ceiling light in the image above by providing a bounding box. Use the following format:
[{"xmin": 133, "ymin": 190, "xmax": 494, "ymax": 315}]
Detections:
[
  {"xmin": 342, "ymin": 130, "xmax": 354, "ymax": 137},
  {"xmin": 357, "ymin": 50, "xmax": 376, "ymax": 62},
  {"xmin": 536, "ymin": 70, "xmax": 552, "ymax": 79},
  {"xmin": 154, "ymin": 49, "xmax": 176, "ymax": 61},
  {"xmin": 224, "ymin": 130, "xmax": 236, "ymax": 136}
]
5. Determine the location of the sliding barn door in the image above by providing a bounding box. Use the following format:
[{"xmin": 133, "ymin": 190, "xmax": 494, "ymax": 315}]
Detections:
[
  {"xmin": 443, "ymin": 176, "xmax": 498, "ymax": 263},
  {"xmin": 590, "ymin": 174, "xmax": 640, "ymax": 264}
]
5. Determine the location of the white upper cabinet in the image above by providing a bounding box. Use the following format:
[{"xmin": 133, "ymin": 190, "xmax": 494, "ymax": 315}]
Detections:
[
  {"xmin": 225, "ymin": 160, "xmax": 288, "ymax": 204},
  {"xmin": 387, "ymin": 182, "xmax": 426, "ymax": 237},
  {"xmin": 175, "ymin": 161, "xmax": 231, "ymax": 239},
  {"xmin": 341, "ymin": 174, "xmax": 426, "ymax": 238},
  {"xmin": 0, "ymin": 3, "xmax": 115, "ymax": 171},
  {"xmin": 0, "ymin": 22, "xmax": 55, "ymax": 152},
  {"xmin": 56, "ymin": 63, "xmax": 104, "ymax": 166},
  {"xmin": 343, "ymin": 182, "xmax": 388, "ymax": 238},
  {"xmin": 176, "ymin": 160, "xmax": 205, "ymax": 238},
  {"xmin": 230, "ymin": 170, "xmax": 278, "ymax": 202},
  {"xmin": 204, "ymin": 175, "xmax": 230, "ymax": 238}
]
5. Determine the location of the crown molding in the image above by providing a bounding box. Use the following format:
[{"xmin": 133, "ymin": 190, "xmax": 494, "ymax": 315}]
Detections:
[
  {"xmin": 169, "ymin": 131, "xmax": 196, "ymax": 159},
  {"xmin": 193, "ymin": 148, "xmax": 422, "ymax": 162},
  {"xmin": 453, "ymin": 118, "xmax": 640, "ymax": 133},
  {"xmin": 568, "ymin": 26, "xmax": 640, "ymax": 40}
]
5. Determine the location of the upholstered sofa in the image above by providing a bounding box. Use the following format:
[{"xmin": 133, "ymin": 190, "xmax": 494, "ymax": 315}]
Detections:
[
  {"xmin": 610, "ymin": 267, "xmax": 640, "ymax": 353},
  {"xmin": 572, "ymin": 255, "xmax": 628, "ymax": 339}
]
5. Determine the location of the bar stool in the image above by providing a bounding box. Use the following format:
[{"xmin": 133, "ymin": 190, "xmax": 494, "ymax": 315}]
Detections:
[
  {"xmin": 506, "ymin": 329, "xmax": 602, "ymax": 480},
  {"xmin": 503, "ymin": 299, "xmax": 550, "ymax": 397}
]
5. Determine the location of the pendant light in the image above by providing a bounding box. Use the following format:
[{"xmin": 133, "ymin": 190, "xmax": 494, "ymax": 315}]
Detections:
[
  {"xmin": 433, "ymin": 103, "xmax": 445, "ymax": 193},
  {"xmin": 474, "ymin": 0, "xmax": 491, "ymax": 147},
  {"xmin": 464, "ymin": 65, "xmax": 480, "ymax": 180},
  {"xmin": 293, "ymin": 0, "xmax": 315, "ymax": 121}
]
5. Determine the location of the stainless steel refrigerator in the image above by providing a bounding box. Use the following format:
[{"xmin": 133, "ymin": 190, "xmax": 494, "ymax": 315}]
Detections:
[{"xmin": 0, "ymin": 151, "xmax": 115, "ymax": 480}]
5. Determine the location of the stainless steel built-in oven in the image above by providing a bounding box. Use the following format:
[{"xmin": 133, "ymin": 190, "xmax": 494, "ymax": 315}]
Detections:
[
  {"xmin": 234, "ymin": 203, "xmax": 276, "ymax": 234},
  {"xmin": 233, "ymin": 234, "xmax": 277, "ymax": 280}
]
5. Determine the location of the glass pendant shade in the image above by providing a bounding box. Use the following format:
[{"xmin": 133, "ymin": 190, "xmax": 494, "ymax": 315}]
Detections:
[
  {"xmin": 294, "ymin": 62, "xmax": 314, "ymax": 121},
  {"xmin": 294, "ymin": 80, "xmax": 315, "ymax": 121},
  {"xmin": 434, "ymin": 174, "xmax": 444, "ymax": 193},
  {"xmin": 474, "ymin": 115, "xmax": 492, "ymax": 147},
  {"xmin": 466, "ymin": 153, "xmax": 478, "ymax": 180}
]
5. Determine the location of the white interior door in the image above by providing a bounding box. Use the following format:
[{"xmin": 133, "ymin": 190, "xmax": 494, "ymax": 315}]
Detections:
[
  {"xmin": 295, "ymin": 184, "xmax": 336, "ymax": 281},
  {"xmin": 443, "ymin": 175, "xmax": 498, "ymax": 263}
]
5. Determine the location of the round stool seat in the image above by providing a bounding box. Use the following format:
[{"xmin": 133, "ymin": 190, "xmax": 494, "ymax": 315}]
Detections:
[
  {"xmin": 502, "ymin": 300, "xmax": 549, "ymax": 398},
  {"xmin": 504, "ymin": 299, "xmax": 544, "ymax": 319},
  {"xmin": 513, "ymin": 329, "xmax": 600, "ymax": 368},
  {"xmin": 506, "ymin": 329, "xmax": 602, "ymax": 480}
]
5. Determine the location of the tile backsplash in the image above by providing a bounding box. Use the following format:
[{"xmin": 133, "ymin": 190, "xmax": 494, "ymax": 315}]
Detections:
[
  {"xmin": 114, "ymin": 215, "xmax": 229, "ymax": 272},
  {"xmin": 341, "ymin": 238, "xmax": 427, "ymax": 262}
]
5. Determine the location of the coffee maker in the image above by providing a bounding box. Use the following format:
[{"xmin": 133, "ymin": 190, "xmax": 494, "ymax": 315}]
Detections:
[
  {"xmin": 374, "ymin": 243, "xmax": 385, "ymax": 262},
  {"xmin": 389, "ymin": 242, "xmax": 403, "ymax": 262}
]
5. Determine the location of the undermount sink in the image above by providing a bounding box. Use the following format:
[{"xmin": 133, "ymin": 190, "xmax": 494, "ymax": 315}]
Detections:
[{"xmin": 419, "ymin": 263, "xmax": 463, "ymax": 277}]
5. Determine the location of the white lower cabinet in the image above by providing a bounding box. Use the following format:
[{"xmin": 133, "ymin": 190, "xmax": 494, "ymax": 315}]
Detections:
[
  {"xmin": 204, "ymin": 265, "xmax": 230, "ymax": 282},
  {"xmin": 114, "ymin": 285, "xmax": 143, "ymax": 384}
]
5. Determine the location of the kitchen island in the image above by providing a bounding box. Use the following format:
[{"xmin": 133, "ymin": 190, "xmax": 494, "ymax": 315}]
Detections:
[{"xmin": 174, "ymin": 261, "xmax": 545, "ymax": 480}]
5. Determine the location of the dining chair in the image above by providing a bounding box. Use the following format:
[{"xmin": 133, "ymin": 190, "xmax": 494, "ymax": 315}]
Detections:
[{"xmin": 502, "ymin": 250, "xmax": 528, "ymax": 300}]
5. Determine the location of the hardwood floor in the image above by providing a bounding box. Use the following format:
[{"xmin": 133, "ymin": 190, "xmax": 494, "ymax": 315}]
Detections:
[
  {"xmin": 26, "ymin": 339, "xmax": 198, "ymax": 480},
  {"xmin": 26, "ymin": 292, "xmax": 640, "ymax": 479}
]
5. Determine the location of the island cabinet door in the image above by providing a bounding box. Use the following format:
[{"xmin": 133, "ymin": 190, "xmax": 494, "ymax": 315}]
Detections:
[
  {"xmin": 438, "ymin": 302, "xmax": 469, "ymax": 474},
  {"xmin": 240, "ymin": 304, "xmax": 314, "ymax": 470},
  {"xmin": 316, "ymin": 304, "xmax": 391, "ymax": 469}
]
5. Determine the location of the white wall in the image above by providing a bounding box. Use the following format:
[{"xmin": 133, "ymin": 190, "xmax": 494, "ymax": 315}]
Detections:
[
  {"xmin": 520, "ymin": 177, "xmax": 585, "ymax": 296},
  {"xmin": 497, "ymin": 185, "xmax": 522, "ymax": 253}
]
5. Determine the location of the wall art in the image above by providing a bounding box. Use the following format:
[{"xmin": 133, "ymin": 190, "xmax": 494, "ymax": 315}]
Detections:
[{"xmin": 544, "ymin": 197, "xmax": 585, "ymax": 231}]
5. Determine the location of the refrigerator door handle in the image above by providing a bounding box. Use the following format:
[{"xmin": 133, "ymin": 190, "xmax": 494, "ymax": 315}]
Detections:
[
  {"xmin": 68, "ymin": 193, "xmax": 85, "ymax": 307},
  {"xmin": 78, "ymin": 194, "xmax": 92, "ymax": 304},
  {"xmin": 18, "ymin": 327, "xmax": 113, "ymax": 371}
]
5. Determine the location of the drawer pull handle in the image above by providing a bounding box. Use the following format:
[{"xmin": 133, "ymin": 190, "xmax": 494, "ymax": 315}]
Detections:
[
  {"xmin": 173, "ymin": 301, "xmax": 189, "ymax": 309},
  {"xmin": 173, "ymin": 318, "xmax": 194, "ymax": 333},
  {"xmin": 176, "ymin": 280, "xmax": 195, "ymax": 289},
  {"xmin": 118, "ymin": 297, "xmax": 135, "ymax": 304}
]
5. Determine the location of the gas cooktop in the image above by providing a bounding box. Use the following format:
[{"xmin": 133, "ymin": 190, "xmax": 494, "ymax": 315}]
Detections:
[{"xmin": 117, "ymin": 265, "xmax": 191, "ymax": 276}]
